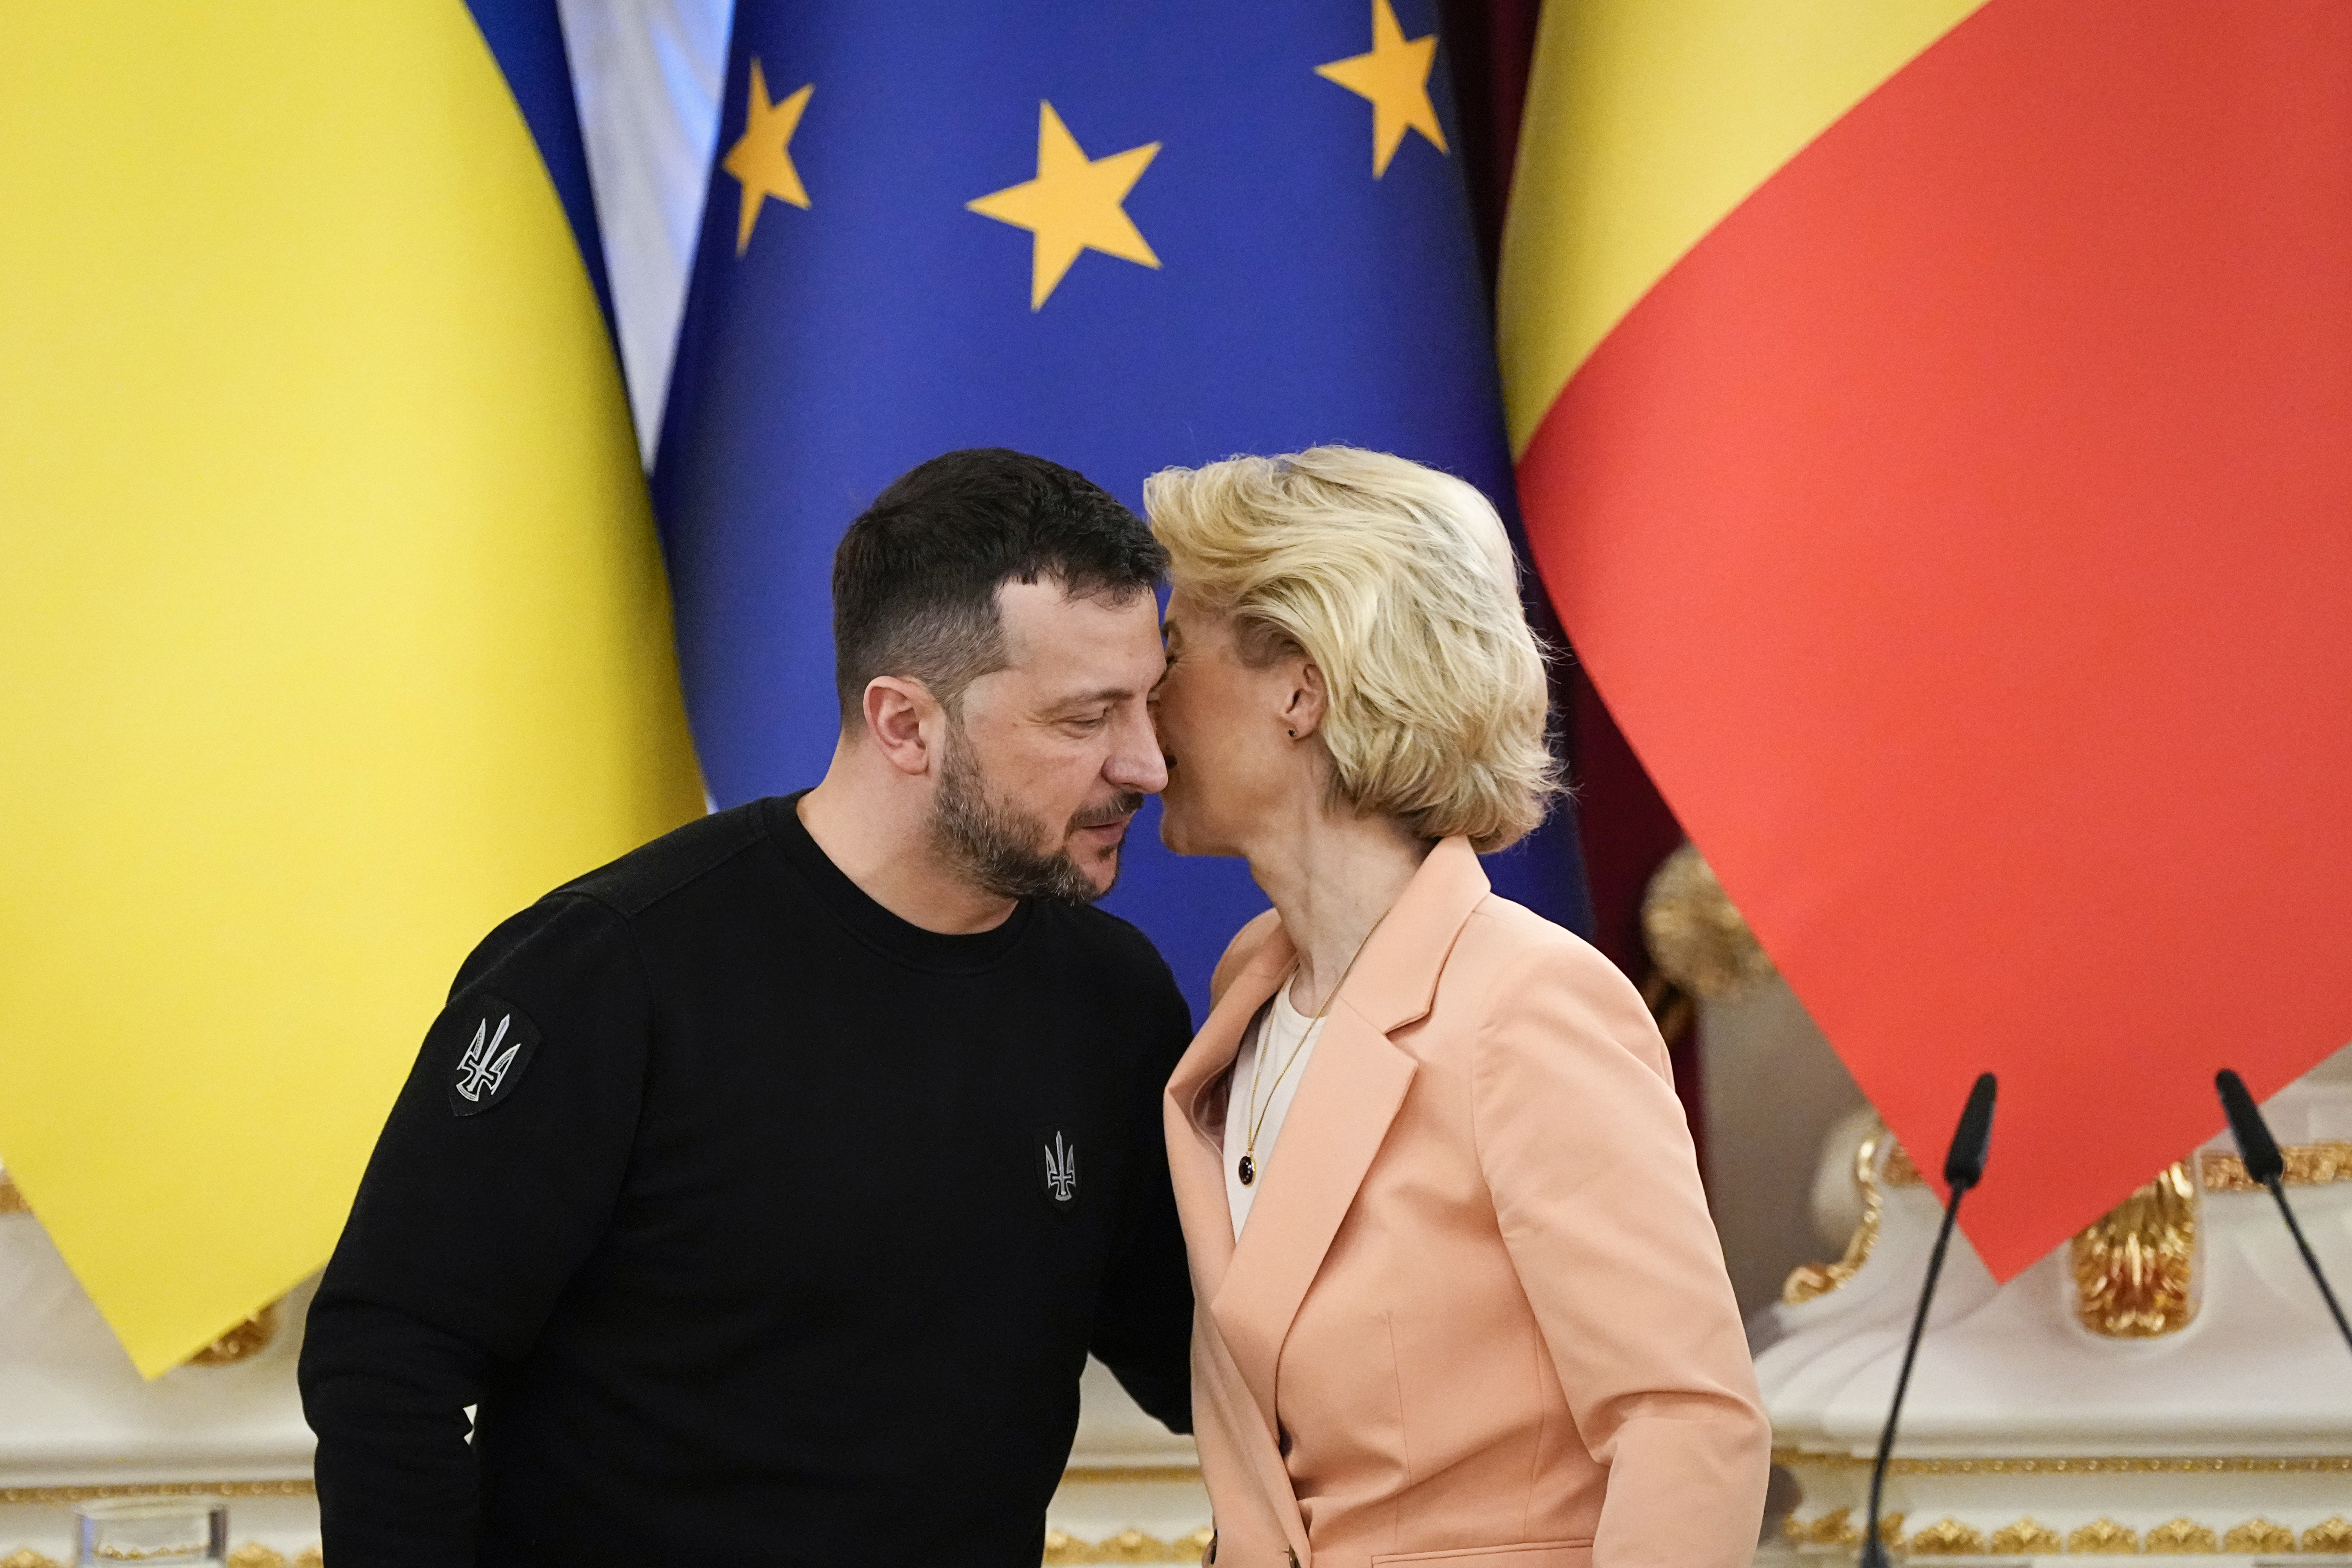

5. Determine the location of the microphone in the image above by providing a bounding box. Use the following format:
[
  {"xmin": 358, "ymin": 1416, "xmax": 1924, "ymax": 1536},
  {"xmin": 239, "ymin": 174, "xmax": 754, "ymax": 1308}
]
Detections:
[
  {"xmin": 2216, "ymin": 1069, "xmax": 2352, "ymax": 1359},
  {"xmin": 1860, "ymin": 1072, "xmax": 1996, "ymax": 1568}
]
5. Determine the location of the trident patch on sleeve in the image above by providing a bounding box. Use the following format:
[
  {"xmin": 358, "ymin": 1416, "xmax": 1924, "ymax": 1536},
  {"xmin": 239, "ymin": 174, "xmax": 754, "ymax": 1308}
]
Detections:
[{"xmin": 446, "ymin": 994, "xmax": 542, "ymax": 1116}]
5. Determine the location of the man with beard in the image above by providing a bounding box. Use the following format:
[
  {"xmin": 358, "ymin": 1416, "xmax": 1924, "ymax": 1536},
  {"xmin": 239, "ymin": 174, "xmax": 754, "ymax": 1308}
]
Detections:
[{"xmin": 301, "ymin": 450, "xmax": 1194, "ymax": 1568}]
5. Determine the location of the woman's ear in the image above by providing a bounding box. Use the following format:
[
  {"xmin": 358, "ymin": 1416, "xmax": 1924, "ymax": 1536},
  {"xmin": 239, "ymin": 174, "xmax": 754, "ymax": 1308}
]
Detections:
[{"xmin": 1283, "ymin": 659, "xmax": 1329, "ymax": 740}]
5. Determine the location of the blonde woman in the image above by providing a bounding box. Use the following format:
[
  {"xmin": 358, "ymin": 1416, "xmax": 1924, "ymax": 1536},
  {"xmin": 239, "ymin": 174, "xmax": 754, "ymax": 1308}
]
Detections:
[{"xmin": 1147, "ymin": 449, "xmax": 1768, "ymax": 1568}]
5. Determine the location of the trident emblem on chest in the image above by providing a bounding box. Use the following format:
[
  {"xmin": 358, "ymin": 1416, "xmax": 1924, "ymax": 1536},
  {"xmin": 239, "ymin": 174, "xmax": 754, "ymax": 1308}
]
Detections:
[{"xmin": 1042, "ymin": 1132, "xmax": 1078, "ymax": 1202}]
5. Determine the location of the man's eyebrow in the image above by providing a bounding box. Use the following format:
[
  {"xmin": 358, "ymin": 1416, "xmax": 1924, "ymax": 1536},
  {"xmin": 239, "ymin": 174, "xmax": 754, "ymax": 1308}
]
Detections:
[{"xmin": 1046, "ymin": 685, "xmax": 1140, "ymax": 709}]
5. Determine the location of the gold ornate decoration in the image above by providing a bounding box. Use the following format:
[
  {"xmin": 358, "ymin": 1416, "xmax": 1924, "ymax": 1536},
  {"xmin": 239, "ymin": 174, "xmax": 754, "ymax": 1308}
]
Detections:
[
  {"xmin": 1043, "ymin": 1527, "xmax": 1214, "ymax": 1565},
  {"xmin": 0, "ymin": 1173, "xmax": 28, "ymax": 1215},
  {"xmin": 2067, "ymin": 1517, "xmax": 2140, "ymax": 1553},
  {"xmin": 2223, "ymin": 1520, "xmax": 2297, "ymax": 1553},
  {"xmin": 2307, "ymin": 1517, "xmax": 2352, "ymax": 1553},
  {"xmin": 1058, "ymin": 1466, "xmax": 1203, "ymax": 1486},
  {"xmin": 1780, "ymin": 1509, "xmax": 1905, "ymax": 1549},
  {"xmin": 0, "ymin": 1481, "xmax": 312, "ymax": 1507},
  {"xmin": 2202, "ymin": 1140, "xmax": 2352, "ymax": 1190},
  {"xmin": 1989, "ymin": 1518, "xmax": 2063, "ymax": 1555},
  {"xmin": 1870, "ymin": 1134, "xmax": 2346, "ymax": 1202},
  {"xmin": 1640, "ymin": 844, "xmax": 1776, "ymax": 999},
  {"xmin": 0, "ymin": 1548, "xmax": 314, "ymax": 1568},
  {"xmin": 2072, "ymin": 1162, "xmax": 2198, "ymax": 1337},
  {"xmin": 1774, "ymin": 1447, "xmax": 2352, "ymax": 1475},
  {"xmin": 2143, "ymin": 1516, "xmax": 2220, "ymax": 1553},
  {"xmin": 1785, "ymin": 1132, "xmax": 1886, "ymax": 1305},
  {"xmin": 1783, "ymin": 1507, "xmax": 1859, "ymax": 1548},
  {"xmin": 1902, "ymin": 1518, "xmax": 1986, "ymax": 1555},
  {"xmin": 187, "ymin": 1300, "xmax": 282, "ymax": 1367},
  {"xmin": 92, "ymin": 1546, "xmax": 208, "ymax": 1562}
]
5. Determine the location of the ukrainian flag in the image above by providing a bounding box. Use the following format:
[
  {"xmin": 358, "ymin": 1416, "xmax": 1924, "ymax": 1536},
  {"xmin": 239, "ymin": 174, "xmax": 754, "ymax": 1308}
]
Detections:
[{"xmin": 0, "ymin": 4, "xmax": 703, "ymax": 1375}]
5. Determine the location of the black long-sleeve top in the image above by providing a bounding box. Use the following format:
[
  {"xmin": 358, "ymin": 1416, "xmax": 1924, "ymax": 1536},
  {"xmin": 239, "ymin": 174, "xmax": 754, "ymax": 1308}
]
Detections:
[{"xmin": 300, "ymin": 793, "xmax": 1195, "ymax": 1567}]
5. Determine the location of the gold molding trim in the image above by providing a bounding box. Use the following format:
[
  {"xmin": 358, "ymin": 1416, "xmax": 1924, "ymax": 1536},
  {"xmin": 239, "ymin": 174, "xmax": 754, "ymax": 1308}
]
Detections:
[
  {"xmin": 1781, "ymin": 1508, "xmax": 1903, "ymax": 1549},
  {"xmin": 2071, "ymin": 1162, "xmax": 2198, "ymax": 1338},
  {"xmin": 2143, "ymin": 1516, "xmax": 2220, "ymax": 1553},
  {"xmin": 2067, "ymin": 1517, "xmax": 2139, "ymax": 1553},
  {"xmin": 220, "ymin": 1547, "xmax": 319, "ymax": 1568},
  {"xmin": 1787, "ymin": 1510, "xmax": 2352, "ymax": 1557},
  {"xmin": 0, "ymin": 1482, "xmax": 313, "ymax": 1507},
  {"xmin": 3, "ymin": 1552, "xmax": 317, "ymax": 1568},
  {"xmin": 1773, "ymin": 1448, "xmax": 2352, "ymax": 1475},
  {"xmin": 1058, "ymin": 1466, "xmax": 1203, "ymax": 1486},
  {"xmin": 1885, "ymin": 1141, "xmax": 2352, "ymax": 1194},
  {"xmin": 2225, "ymin": 1519, "xmax": 2298, "ymax": 1553},
  {"xmin": 1785, "ymin": 1132, "xmax": 1886, "ymax": 1305},
  {"xmin": 1989, "ymin": 1517, "xmax": 2063, "ymax": 1554},
  {"xmin": 0, "ymin": 1465, "xmax": 1196, "ymax": 1510},
  {"xmin": 2204, "ymin": 1141, "xmax": 2352, "ymax": 1191},
  {"xmin": 2308, "ymin": 1517, "xmax": 2352, "ymax": 1553},
  {"xmin": 1044, "ymin": 1526, "xmax": 1214, "ymax": 1564},
  {"xmin": 1903, "ymin": 1517, "xmax": 1986, "ymax": 1556}
]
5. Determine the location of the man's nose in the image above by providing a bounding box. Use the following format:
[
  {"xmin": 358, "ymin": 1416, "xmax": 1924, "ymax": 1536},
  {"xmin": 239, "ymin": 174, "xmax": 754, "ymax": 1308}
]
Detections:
[{"xmin": 1105, "ymin": 703, "xmax": 1169, "ymax": 794}]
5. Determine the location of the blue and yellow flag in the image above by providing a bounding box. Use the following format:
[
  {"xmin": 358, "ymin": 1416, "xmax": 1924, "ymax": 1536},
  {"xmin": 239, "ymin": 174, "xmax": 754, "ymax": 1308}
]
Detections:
[
  {"xmin": 655, "ymin": 0, "xmax": 1591, "ymax": 1008},
  {"xmin": 0, "ymin": 4, "xmax": 703, "ymax": 1374}
]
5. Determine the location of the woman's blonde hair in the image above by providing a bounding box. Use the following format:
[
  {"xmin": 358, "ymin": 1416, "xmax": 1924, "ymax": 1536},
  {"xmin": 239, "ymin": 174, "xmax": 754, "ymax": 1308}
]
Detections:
[{"xmin": 1145, "ymin": 446, "xmax": 1559, "ymax": 851}]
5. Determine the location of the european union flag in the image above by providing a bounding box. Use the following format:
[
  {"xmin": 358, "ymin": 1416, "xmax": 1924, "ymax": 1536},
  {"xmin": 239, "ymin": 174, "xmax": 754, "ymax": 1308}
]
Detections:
[{"xmin": 655, "ymin": 0, "xmax": 1590, "ymax": 1015}]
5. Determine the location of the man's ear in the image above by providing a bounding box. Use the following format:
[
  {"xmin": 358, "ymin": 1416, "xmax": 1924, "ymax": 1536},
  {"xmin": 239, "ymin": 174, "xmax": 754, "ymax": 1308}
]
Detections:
[
  {"xmin": 1282, "ymin": 659, "xmax": 1329, "ymax": 740},
  {"xmin": 863, "ymin": 677, "xmax": 942, "ymax": 777}
]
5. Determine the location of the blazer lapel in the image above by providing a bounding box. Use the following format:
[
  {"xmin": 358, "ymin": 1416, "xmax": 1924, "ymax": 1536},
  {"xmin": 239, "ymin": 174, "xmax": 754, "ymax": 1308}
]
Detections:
[
  {"xmin": 1164, "ymin": 932, "xmax": 1317, "ymax": 1559},
  {"xmin": 1163, "ymin": 928, "xmax": 1296, "ymax": 1306},
  {"xmin": 1204, "ymin": 838, "xmax": 1493, "ymax": 1435}
]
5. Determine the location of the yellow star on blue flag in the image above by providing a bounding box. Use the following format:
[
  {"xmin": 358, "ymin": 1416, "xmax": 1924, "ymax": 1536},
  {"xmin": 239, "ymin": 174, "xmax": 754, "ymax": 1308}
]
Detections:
[{"xmin": 655, "ymin": 0, "xmax": 1593, "ymax": 1013}]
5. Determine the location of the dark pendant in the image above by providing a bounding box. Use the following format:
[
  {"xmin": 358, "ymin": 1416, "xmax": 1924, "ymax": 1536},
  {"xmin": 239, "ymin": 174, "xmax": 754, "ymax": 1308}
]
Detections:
[{"xmin": 1237, "ymin": 1154, "xmax": 1256, "ymax": 1186}]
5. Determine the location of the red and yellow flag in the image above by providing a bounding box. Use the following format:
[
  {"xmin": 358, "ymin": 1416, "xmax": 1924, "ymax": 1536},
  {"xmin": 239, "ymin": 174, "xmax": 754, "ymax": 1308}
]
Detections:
[{"xmin": 1500, "ymin": 0, "xmax": 2352, "ymax": 1278}]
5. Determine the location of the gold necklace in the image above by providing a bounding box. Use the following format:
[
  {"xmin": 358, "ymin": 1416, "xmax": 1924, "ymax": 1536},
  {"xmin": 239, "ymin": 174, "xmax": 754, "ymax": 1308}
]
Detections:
[{"xmin": 1237, "ymin": 911, "xmax": 1387, "ymax": 1188}]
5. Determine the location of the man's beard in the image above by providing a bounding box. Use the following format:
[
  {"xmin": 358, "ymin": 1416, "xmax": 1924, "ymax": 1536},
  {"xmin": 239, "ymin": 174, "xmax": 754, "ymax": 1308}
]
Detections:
[{"xmin": 931, "ymin": 723, "xmax": 1141, "ymax": 905}]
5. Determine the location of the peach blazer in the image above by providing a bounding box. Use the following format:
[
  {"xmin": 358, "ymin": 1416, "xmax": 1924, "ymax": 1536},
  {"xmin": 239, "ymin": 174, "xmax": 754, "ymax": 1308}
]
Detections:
[{"xmin": 1163, "ymin": 838, "xmax": 1770, "ymax": 1568}]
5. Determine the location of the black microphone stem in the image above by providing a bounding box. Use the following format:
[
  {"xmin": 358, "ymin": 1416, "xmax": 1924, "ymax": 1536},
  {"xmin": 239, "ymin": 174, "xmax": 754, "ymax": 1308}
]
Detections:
[
  {"xmin": 1859, "ymin": 1185, "xmax": 1967, "ymax": 1568},
  {"xmin": 2264, "ymin": 1176, "xmax": 2352, "ymax": 1357},
  {"xmin": 2216, "ymin": 1069, "xmax": 2352, "ymax": 1363}
]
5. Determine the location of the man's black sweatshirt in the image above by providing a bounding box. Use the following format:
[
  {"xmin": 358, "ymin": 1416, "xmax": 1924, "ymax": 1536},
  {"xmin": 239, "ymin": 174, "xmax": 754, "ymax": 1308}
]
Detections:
[{"xmin": 300, "ymin": 792, "xmax": 1196, "ymax": 1567}]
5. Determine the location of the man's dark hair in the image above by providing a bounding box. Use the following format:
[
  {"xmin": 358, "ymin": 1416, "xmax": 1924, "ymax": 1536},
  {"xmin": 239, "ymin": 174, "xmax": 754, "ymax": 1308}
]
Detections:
[{"xmin": 832, "ymin": 449, "xmax": 1167, "ymax": 725}]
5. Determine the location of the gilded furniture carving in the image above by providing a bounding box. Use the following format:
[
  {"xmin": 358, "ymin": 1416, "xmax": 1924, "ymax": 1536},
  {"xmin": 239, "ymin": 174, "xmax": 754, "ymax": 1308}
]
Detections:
[
  {"xmin": 1784, "ymin": 1133, "xmax": 1885, "ymax": 1305},
  {"xmin": 2070, "ymin": 1162, "xmax": 2198, "ymax": 1338}
]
